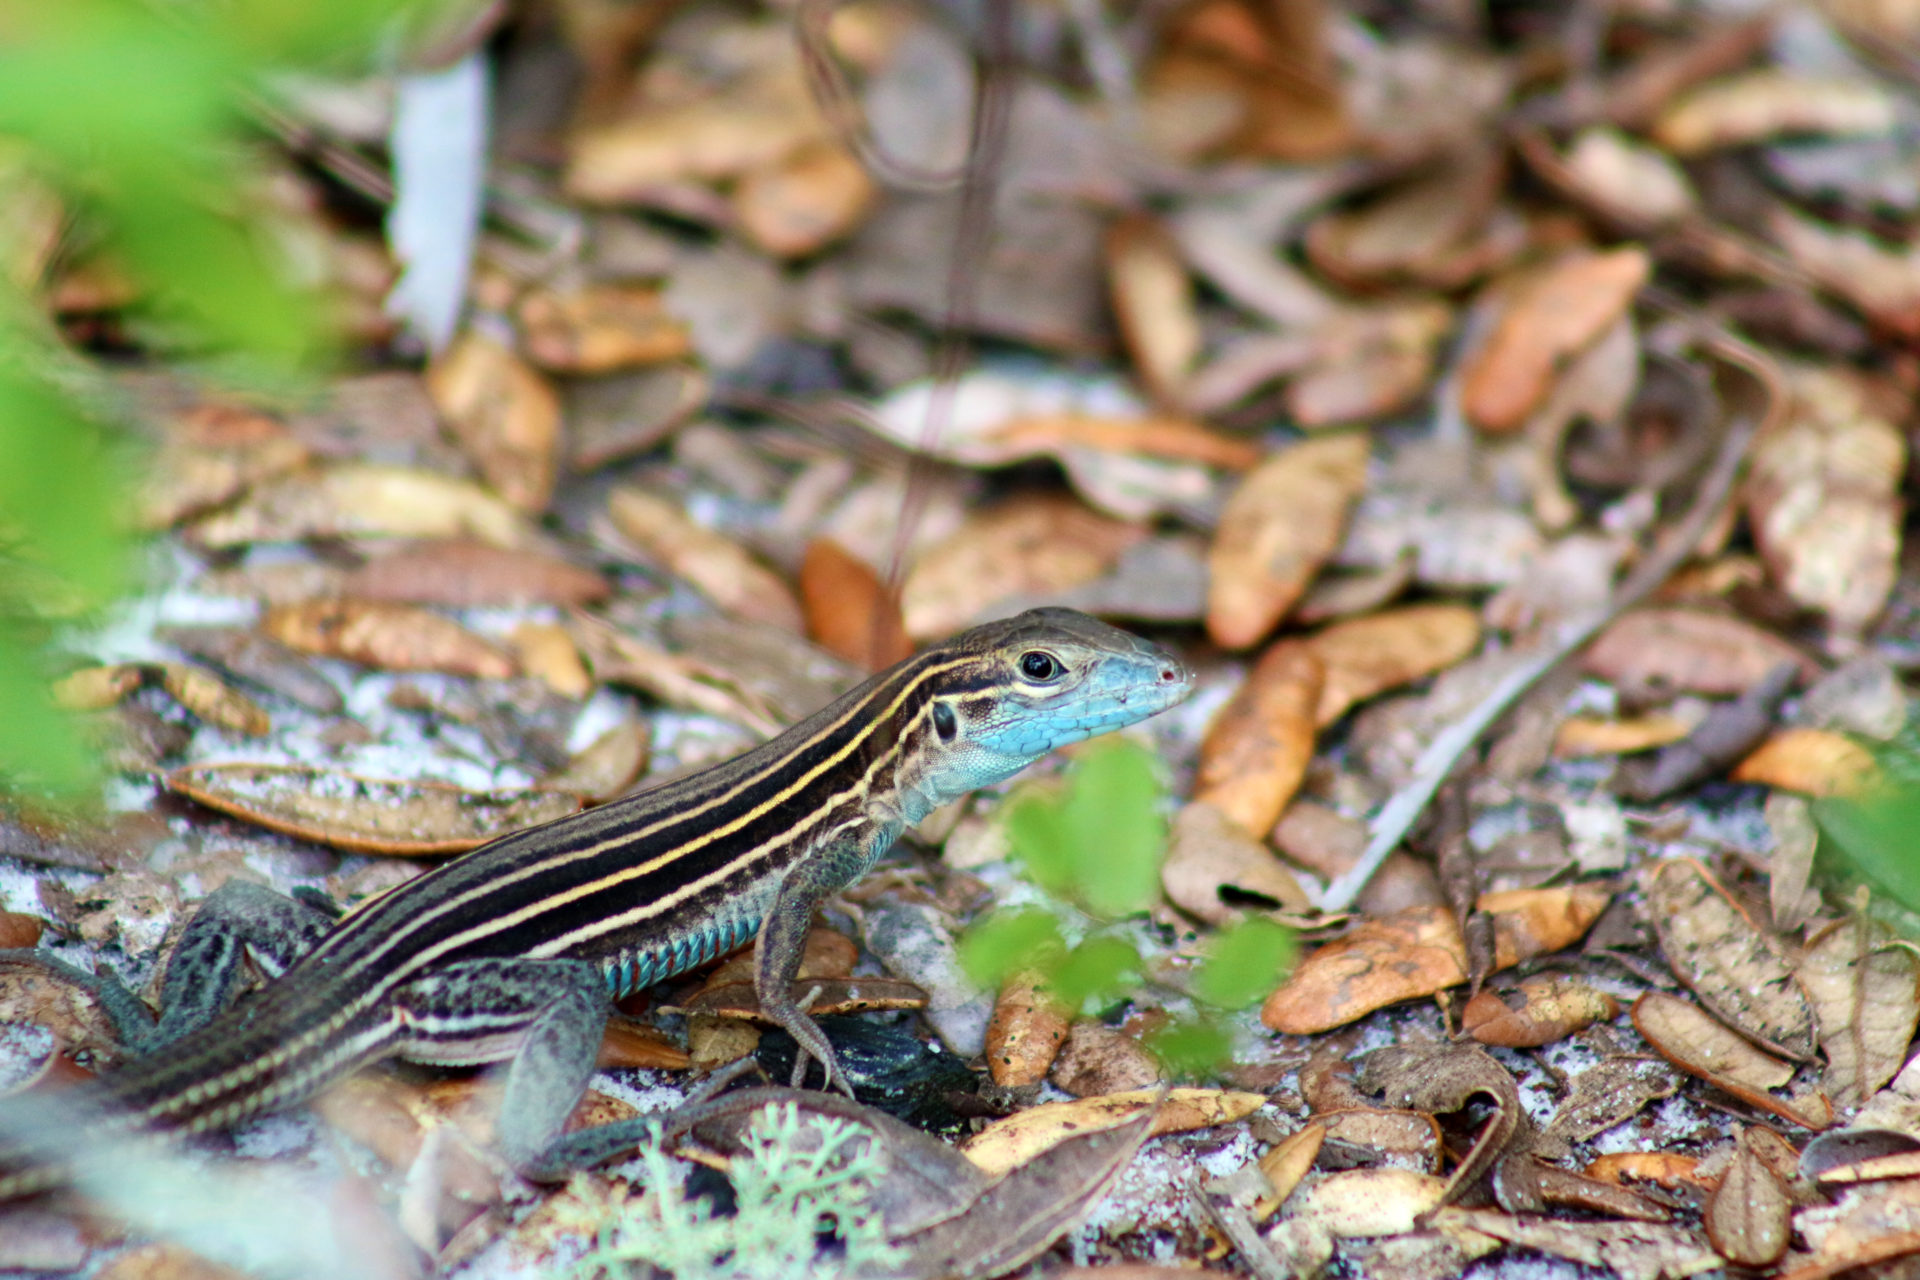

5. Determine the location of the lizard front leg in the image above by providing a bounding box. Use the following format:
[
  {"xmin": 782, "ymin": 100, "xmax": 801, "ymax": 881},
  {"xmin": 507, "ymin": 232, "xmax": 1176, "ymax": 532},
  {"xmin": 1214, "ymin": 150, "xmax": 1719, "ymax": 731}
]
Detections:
[{"xmin": 755, "ymin": 821, "xmax": 891, "ymax": 1098}]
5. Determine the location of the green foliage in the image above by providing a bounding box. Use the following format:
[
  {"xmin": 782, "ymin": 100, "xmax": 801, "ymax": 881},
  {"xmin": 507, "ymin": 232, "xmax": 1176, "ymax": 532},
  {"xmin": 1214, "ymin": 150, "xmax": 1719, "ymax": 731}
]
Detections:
[
  {"xmin": 573, "ymin": 1103, "xmax": 905, "ymax": 1280},
  {"xmin": 1815, "ymin": 736, "xmax": 1920, "ymax": 919},
  {"xmin": 1004, "ymin": 736, "xmax": 1166, "ymax": 918},
  {"xmin": 959, "ymin": 740, "xmax": 1295, "ymax": 1077},
  {"xmin": 0, "ymin": 0, "xmax": 424, "ymax": 797}
]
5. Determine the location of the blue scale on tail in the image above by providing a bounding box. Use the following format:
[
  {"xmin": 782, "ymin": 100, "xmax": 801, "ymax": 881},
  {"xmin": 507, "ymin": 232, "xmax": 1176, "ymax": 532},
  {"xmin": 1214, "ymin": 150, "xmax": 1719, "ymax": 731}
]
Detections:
[{"xmin": 600, "ymin": 916, "xmax": 758, "ymax": 999}]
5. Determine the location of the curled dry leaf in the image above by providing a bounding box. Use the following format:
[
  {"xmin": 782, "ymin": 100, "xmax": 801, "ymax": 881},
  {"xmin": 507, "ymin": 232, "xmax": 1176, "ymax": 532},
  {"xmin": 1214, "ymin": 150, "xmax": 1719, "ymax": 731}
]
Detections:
[
  {"xmin": 0, "ymin": 952, "xmax": 122, "ymax": 1068},
  {"xmin": 1768, "ymin": 208, "xmax": 1920, "ymax": 342},
  {"xmin": 1553, "ymin": 712, "xmax": 1697, "ymax": 758},
  {"xmin": 1306, "ymin": 603, "xmax": 1483, "ymax": 726},
  {"xmin": 1745, "ymin": 366, "xmax": 1906, "ymax": 638},
  {"xmin": 1163, "ymin": 800, "xmax": 1311, "ymax": 927},
  {"xmin": 1582, "ymin": 607, "xmax": 1819, "ymax": 697},
  {"xmin": 1262, "ymin": 886, "xmax": 1611, "ymax": 1034},
  {"xmin": 1193, "ymin": 640, "xmax": 1323, "ymax": 837},
  {"xmin": 1255, "ymin": 1122, "xmax": 1327, "ymax": 1219},
  {"xmin": 608, "ymin": 488, "xmax": 804, "ymax": 631},
  {"xmin": 1286, "ymin": 301, "xmax": 1453, "ymax": 428},
  {"xmin": 1733, "ymin": 728, "xmax": 1878, "ymax": 796},
  {"xmin": 1317, "ymin": 1108, "xmax": 1445, "ymax": 1174},
  {"xmin": 1265, "ymin": 1168, "xmax": 1452, "ymax": 1279},
  {"xmin": 1558, "ymin": 127, "xmax": 1697, "ymax": 225},
  {"xmin": 1461, "ymin": 247, "xmax": 1650, "ymax": 433},
  {"xmin": 984, "ymin": 972, "xmax": 1070, "ymax": 1088},
  {"xmin": 798, "ymin": 537, "xmax": 913, "ymax": 671},
  {"xmin": 960, "ymin": 1087, "xmax": 1264, "ymax": 1178},
  {"xmin": 1652, "ymin": 69, "xmax": 1896, "ymax": 154},
  {"xmin": 1304, "ymin": 143, "xmax": 1519, "ymax": 289},
  {"xmin": 1799, "ymin": 917, "xmax": 1920, "ymax": 1107},
  {"xmin": 138, "ymin": 409, "xmax": 312, "ymax": 531},
  {"xmin": 1583, "ymin": 1153, "xmax": 1709, "ymax": 1190},
  {"xmin": 1535, "ymin": 1057, "xmax": 1682, "ymax": 1160},
  {"xmin": 901, "ymin": 495, "xmax": 1145, "ymax": 641},
  {"xmin": 1630, "ymin": 991, "xmax": 1831, "ymax": 1130},
  {"xmin": 0, "ymin": 913, "xmax": 44, "ymax": 949},
  {"xmin": 165, "ymin": 763, "xmax": 581, "ymax": 856},
  {"xmin": 1106, "ymin": 212, "xmax": 1201, "ymax": 408},
  {"xmin": 1049, "ymin": 1022, "xmax": 1162, "ymax": 1098},
  {"xmin": 674, "ymin": 977, "xmax": 928, "ymax": 1022},
  {"xmin": 516, "ymin": 284, "xmax": 692, "ymax": 373},
  {"xmin": 733, "ymin": 141, "xmax": 876, "ymax": 258},
  {"xmin": 1463, "ymin": 977, "xmax": 1621, "ymax": 1048},
  {"xmin": 425, "ymin": 330, "xmax": 561, "ymax": 513},
  {"xmin": 1205, "ymin": 432, "xmax": 1371, "ymax": 650},
  {"xmin": 346, "ymin": 541, "xmax": 610, "ymax": 608},
  {"xmin": 596, "ymin": 1017, "xmax": 692, "ymax": 1070},
  {"xmin": 263, "ymin": 600, "xmax": 516, "ymax": 679},
  {"xmin": 1643, "ymin": 858, "xmax": 1816, "ymax": 1060},
  {"xmin": 187, "ymin": 462, "xmax": 535, "ymax": 550}
]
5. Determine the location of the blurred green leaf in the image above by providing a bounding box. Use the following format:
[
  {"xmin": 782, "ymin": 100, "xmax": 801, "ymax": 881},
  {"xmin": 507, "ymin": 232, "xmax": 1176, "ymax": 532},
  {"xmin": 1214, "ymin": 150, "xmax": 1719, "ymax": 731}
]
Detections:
[
  {"xmin": 957, "ymin": 908, "xmax": 1065, "ymax": 991},
  {"xmin": 1192, "ymin": 917, "xmax": 1296, "ymax": 1010},
  {"xmin": 1144, "ymin": 1019, "xmax": 1232, "ymax": 1076},
  {"xmin": 1004, "ymin": 739, "xmax": 1167, "ymax": 920},
  {"xmin": 1816, "ymin": 782, "xmax": 1920, "ymax": 917},
  {"xmin": 1050, "ymin": 935, "xmax": 1140, "ymax": 1012}
]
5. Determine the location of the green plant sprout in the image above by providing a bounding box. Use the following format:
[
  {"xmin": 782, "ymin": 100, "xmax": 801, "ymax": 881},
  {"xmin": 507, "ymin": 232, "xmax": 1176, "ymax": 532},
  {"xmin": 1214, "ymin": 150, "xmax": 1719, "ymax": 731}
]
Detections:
[
  {"xmin": 572, "ymin": 1102, "xmax": 906, "ymax": 1280},
  {"xmin": 958, "ymin": 738, "xmax": 1295, "ymax": 1077},
  {"xmin": 0, "ymin": 0, "xmax": 429, "ymax": 797}
]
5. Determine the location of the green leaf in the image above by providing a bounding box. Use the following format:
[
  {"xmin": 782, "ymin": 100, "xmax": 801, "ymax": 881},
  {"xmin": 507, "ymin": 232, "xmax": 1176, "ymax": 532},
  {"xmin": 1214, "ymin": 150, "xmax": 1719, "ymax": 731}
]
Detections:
[
  {"xmin": 0, "ymin": 619, "xmax": 93, "ymax": 795},
  {"xmin": 1144, "ymin": 1018, "xmax": 1232, "ymax": 1076},
  {"xmin": 1816, "ymin": 783, "xmax": 1920, "ymax": 917},
  {"xmin": 1192, "ymin": 917, "xmax": 1296, "ymax": 1010},
  {"xmin": 1050, "ymin": 936, "xmax": 1141, "ymax": 1012},
  {"xmin": 957, "ymin": 908, "xmax": 1065, "ymax": 991},
  {"xmin": 1003, "ymin": 739, "xmax": 1168, "ymax": 920}
]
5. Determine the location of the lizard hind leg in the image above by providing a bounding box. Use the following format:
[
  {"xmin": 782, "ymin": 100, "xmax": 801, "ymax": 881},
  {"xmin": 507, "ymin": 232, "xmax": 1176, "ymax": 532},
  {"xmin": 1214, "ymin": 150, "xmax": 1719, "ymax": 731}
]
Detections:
[{"xmin": 388, "ymin": 956, "xmax": 610, "ymax": 1177}]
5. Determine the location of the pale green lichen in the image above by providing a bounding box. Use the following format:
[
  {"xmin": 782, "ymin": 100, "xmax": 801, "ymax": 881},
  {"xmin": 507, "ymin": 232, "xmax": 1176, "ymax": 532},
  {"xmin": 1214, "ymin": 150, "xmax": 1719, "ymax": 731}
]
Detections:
[{"xmin": 571, "ymin": 1103, "xmax": 905, "ymax": 1280}]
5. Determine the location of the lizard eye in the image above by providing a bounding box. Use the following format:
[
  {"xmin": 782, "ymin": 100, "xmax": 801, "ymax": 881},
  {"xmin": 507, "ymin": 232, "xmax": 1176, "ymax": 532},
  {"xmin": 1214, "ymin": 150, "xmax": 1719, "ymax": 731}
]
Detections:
[
  {"xmin": 1019, "ymin": 651, "xmax": 1061, "ymax": 682},
  {"xmin": 932, "ymin": 700, "xmax": 958, "ymax": 740}
]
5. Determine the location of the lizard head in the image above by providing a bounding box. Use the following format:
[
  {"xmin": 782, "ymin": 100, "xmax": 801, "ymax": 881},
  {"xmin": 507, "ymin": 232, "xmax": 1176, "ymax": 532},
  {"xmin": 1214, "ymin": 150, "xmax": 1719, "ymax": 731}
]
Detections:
[{"xmin": 907, "ymin": 608, "xmax": 1193, "ymax": 803}]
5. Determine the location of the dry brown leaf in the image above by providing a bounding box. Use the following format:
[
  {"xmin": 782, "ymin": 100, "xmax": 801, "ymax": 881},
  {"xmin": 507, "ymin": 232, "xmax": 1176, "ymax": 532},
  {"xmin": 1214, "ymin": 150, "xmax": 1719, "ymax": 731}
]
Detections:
[
  {"xmin": 1800, "ymin": 917, "xmax": 1920, "ymax": 1107},
  {"xmin": 50, "ymin": 664, "xmax": 145, "ymax": 711},
  {"xmin": 1558, "ymin": 127, "xmax": 1697, "ymax": 225},
  {"xmin": 1050, "ymin": 1022, "xmax": 1162, "ymax": 1098},
  {"xmin": 138, "ymin": 408, "xmax": 313, "ymax": 531},
  {"xmin": 1553, "ymin": 713, "xmax": 1698, "ymax": 758},
  {"xmin": 569, "ymin": 612, "xmax": 784, "ymax": 737},
  {"xmin": 798, "ymin": 537, "xmax": 912, "ymax": 671},
  {"xmin": 960, "ymin": 1088, "xmax": 1264, "ymax": 1178},
  {"xmin": 1768, "ymin": 208, "xmax": 1920, "ymax": 341},
  {"xmin": 1254, "ymin": 1123, "xmax": 1327, "ymax": 1219},
  {"xmin": 165, "ymin": 763, "xmax": 581, "ymax": 856},
  {"xmin": 1262, "ymin": 886, "xmax": 1611, "ymax": 1034},
  {"xmin": 0, "ymin": 913, "xmax": 44, "ymax": 949},
  {"xmin": 262, "ymin": 600, "xmax": 516, "ymax": 678},
  {"xmin": 735, "ymin": 142, "xmax": 877, "ymax": 258},
  {"xmin": 1462, "ymin": 978, "xmax": 1620, "ymax": 1048},
  {"xmin": 344, "ymin": 541, "xmax": 610, "ymax": 609},
  {"xmin": 1652, "ymin": 69, "xmax": 1895, "ymax": 154},
  {"xmin": 1706, "ymin": 1127, "xmax": 1793, "ymax": 1268},
  {"xmin": 982, "ymin": 413, "xmax": 1262, "ymax": 469},
  {"xmin": 597, "ymin": 1017, "xmax": 692, "ymax": 1070},
  {"xmin": 511, "ymin": 622, "xmax": 594, "ymax": 700},
  {"xmin": 984, "ymin": 972, "xmax": 1071, "ymax": 1088},
  {"xmin": 1285, "ymin": 302, "xmax": 1452, "ymax": 428},
  {"xmin": 1206, "ymin": 432, "xmax": 1371, "ymax": 649},
  {"xmin": 1630, "ymin": 991, "xmax": 1831, "ymax": 1130},
  {"xmin": 1644, "ymin": 858, "xmax": 1815, "ymax": 1060},
  {"xmin": 564, "ymin": 69, "xmax": 828, "ymax": 202},
  {"xmin": 1192, "ymin": 642, "xmax": 1323, "ymax": 837},
  {"xmin": 187, "ymin": 463, "xmax": 535, "ymax": 549},
  {"xmin": 901, "ymin": 495, "xmax": 1145, "ymax": 640},
  {"xmin": 1304, "ymin": 144, "xmax": 1518, "ymax": 289},
  {"xmin": 1733, "ymin": 728, "xmax": 1878, "ymax": 796},
  {"xmin": 517, "ymin": 285, "xmax": 692, "ymax": 373},
  {"xmin": 1306, "ymin": 603, "xmax": 1482, "ymax": 726},
  {"xmin": 1746, "ymin": 366, "xmax": 1907, "ymax": 637},
  {"xmin": 1583, "ymin": 1153, "xmax": 1710, "ymax": 1190},
  {"xmin": 1461, "ymin": 248, "xmax": 1651, "ymax": 433},
  {"xmin": 1582, "ymin": 608, "xmax": 1819, "ymax": 697},
  {"xmin": 542, "ymin": 721, "xmax": 650, "ymax": 802},
  {"xmin": 155, "ymin": 664, "xmax": 271, "ymax": 737},
  {"xmin": 1163, "ymin": 800, "xmax": 1312, "ymax": 926},
  {"xmin": 675, "ymin": 977, "xmax": 927, "ymax": 1022},
  {"xmin": 426, "ymin": 330, "xmax": 561, "ymax": 512},
  {"xmin": 608, "ymin": 488, "xmax": 804, "ymax": 632},
  {"xmin": 1107, "ymin": 213, "xmax": 1201, "ymax": 408}
]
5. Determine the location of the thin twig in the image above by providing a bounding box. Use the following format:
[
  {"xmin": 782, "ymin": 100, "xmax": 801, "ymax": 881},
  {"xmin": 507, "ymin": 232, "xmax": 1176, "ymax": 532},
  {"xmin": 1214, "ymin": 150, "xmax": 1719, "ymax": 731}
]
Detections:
[{"xmin": 1321, "ymin": 324, "xmax": 1783, "ymax": 913}]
